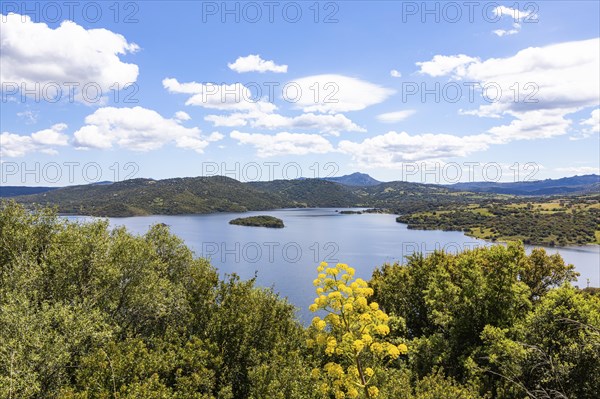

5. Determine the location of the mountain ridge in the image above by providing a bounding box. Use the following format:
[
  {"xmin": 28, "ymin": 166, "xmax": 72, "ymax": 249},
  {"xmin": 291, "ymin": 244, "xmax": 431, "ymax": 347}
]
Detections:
[
  {"xmin": 449, "ymin": 174, "xmax": 600, "ymax": 195},
  {"xmin": 4, "ymin": 174, "xmax": 599, "ymax": 217}
]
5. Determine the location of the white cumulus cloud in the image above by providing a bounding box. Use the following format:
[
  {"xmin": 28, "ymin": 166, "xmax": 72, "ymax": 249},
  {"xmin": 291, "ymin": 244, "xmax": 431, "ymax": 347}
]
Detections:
[
  {"xmin": 1, "ymin": 123, "xmax": 69, "ymax": 157},
  {"xmin": 174, "ymin": 111, "xmax": 191, "ymax": 121},
  {"xmin": 581, "ymin": 108, "xmax": 600, "ymax": 133},
  {"xmin": 163, "ymin": 78, "xmax": 277, "ymax": 113},
  {"xmin": 73, "ymin": 106, "xmax": 221, "ymax": 153},
  {"xmin": 228, "ymin": 54, "xmax": 288, "ymax": 73},
  {"xmin": 417, "ymin": 38, "xmax": 600, "ymax": 142},
  {"xmin": 572, "ymin": 108, "xmax": 600, "ymax": 140},
  {"xmin": 205, "ymin": 111, "xmax": 364, "ymax": 135},
  {"xmin": 230, "ymin": 131, "xmax": 335, "ymax": 157},
  {"xmin": 1, "ymin": 13, "xmax": 139, "ymax": 103},
  {"xmin": 416, "ymin": 54, "xmax": 479, "ymax": 78},
  {"xmin": 165, "ymin": 76, "xmax": 364, "ymax": 135},
  {"xmin": 290, "ymin": 74, "xmax": 395, "ymax": 113},
  {"xmin": 338, "ymin": 131, "xmax": 492, "ymax": 167}
]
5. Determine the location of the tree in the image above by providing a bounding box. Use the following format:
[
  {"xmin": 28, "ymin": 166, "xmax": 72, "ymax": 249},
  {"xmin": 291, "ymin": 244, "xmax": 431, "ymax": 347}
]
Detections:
[
  {"xmin": 481, "ymin": 285, "xmax": 600, "ymax": 398},
  {"xmin": 307, "ymin": 262, "xmax": 408, "ymax": 398}
]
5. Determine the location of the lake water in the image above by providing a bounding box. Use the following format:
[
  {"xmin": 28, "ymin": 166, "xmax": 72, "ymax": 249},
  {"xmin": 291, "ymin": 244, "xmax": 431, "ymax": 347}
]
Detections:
[{"xmin": 67, "ymin": 208, "xmax": 600, "ymax": 323}]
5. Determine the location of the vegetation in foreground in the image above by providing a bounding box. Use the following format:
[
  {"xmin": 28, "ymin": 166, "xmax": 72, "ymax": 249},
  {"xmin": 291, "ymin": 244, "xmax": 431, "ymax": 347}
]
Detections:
[
  {"xmin": 1, "ymin": 201, "xmax": 599, "ymax": 398},
  {"xmin": 229, "ymin": 215, "xmax": 285, "ymax": 228}
]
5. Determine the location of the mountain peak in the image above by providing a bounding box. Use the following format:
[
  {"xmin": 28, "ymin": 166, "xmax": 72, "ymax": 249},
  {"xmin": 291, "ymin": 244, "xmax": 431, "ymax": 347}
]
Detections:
[{"xmin": 323, "ymin": 173, "xmax": 382, "ymax": 187}]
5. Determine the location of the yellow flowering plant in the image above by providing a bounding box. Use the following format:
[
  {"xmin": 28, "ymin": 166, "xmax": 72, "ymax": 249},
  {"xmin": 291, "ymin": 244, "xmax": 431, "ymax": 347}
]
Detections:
[{"xmin": 307, "ymin": 262, "xmax": 408, "ymax": 398}]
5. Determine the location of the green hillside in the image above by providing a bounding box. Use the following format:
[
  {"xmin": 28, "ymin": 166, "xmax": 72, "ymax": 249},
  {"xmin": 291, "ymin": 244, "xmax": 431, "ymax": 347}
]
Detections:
[
  {"xmin": 9, "ymin": 176, "xmax": 600, "ymax": 245},
  {"xmin": 250, "ymin": 179, "xmax": 360, "ymax": 207},
  {"xmin": 14, "ymin": 176, "xmax": 291, "ymax": 216}
]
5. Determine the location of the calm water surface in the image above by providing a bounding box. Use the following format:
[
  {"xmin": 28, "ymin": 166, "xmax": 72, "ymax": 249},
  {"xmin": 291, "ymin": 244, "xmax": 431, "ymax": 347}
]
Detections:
[{"xmin": 67, "ymin": 208, "xmax": 600, "ymax": 323}]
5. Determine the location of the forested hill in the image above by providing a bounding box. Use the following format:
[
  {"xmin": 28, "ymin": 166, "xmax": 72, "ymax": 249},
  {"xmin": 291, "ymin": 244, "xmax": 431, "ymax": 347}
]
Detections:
[
  {"xmin": 13, "ymin": 176, "xmax": 464, "ymax": 217},
  {"xmin": 8, "ymin": 175, "xmax": 600, "ymax": 246},
  {"xmin": 249, "ymin": 179, "xmax": 360, "ymax": 207},
  {"xmin": 13, "ymin": 176, "xmax": 291, "ymax": 217}
]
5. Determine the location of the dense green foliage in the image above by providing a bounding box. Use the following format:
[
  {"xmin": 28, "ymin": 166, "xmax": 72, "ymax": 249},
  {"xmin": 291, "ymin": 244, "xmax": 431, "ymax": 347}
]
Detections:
[
  {"xmin": 1, "ymin": 202, "xmax": 599, "ymax": 398},
  {"xmin": 397, "ymin": 195, "xmax": 600, "ymax": 245},
  {"xmin": 250, "ymin": 179, "xmax": 359, "ymax": 208},
  {"xmin": 0, "ymin": 202, "xmax": 306, "ymax": 398},
  {"xmin": 229, "ymin": 216, "xmax": 284, "ymax": 228},
  {"xmin": 370, "ymin": 243, "xmax": 600, "ymax": 398}
]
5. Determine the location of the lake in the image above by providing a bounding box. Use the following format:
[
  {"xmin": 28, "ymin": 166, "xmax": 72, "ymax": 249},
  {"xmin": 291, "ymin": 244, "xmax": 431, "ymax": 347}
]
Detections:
[{"xmin": 67, "ymin": 208, "xmax": 600, "ymax": 323}]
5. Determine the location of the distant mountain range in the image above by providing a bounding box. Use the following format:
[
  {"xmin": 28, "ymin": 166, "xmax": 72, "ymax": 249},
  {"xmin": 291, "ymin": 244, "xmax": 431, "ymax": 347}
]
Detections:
[
  {"xmin": 0, "ymin": 181, "xmax": 113, "ymax": 198},
  {"xmin": 2, "ymin": 173, "xmax": 599, "ymax": 217},
  {"xmin": 449, "ymin": 174, "xmax": 600, "ymax": 195},
  {"xmin": 0, "ymin": 186, "xmax": 59, "ymax": 197},
  {"xmin": 7, "ymin": 175, "xmax": 475, "ymax": 217}
]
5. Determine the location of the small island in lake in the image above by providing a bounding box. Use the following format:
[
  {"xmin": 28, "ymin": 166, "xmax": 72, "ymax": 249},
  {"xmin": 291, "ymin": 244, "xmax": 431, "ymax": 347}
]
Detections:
[{"xmin": 229, "ymin": 215, "xmax": 285, "ymax": 228}]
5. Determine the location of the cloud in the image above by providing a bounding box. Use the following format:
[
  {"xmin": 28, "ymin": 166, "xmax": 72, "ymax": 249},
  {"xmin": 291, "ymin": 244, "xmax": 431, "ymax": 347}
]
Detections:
[
  {"xmin": 173, "ymin": 136, "xmax": 212, "ymax": 153},
  {"xmin": 340, "ymin": 105, "xmax": 587, "ymax": 168},
  {"xmin": 165, "ymin": 77, "xmax": 365, "ymax": 135},
  {"xmin": 338, "ymin": 131, "xmax": 492, "ymax": 167},
  {"xmin": 575, "ymin": 108, "xmax": 600, "ymax": 139},
  {"xmin": 458, "ymin": 39, "xmax": 599, "ymax": 113},
  {"xmin": 338, "ymin": 108, "xmax": 582, "ymax": 167},
  {"xmin": 163, "ymin": 78, "xmax": 277, "ymax": 113},
  {"xmin": 486, "ymin": 109, "xmax": 575, "ymax": 142},
  {"xmin": 493, "ymin": 26, "xmax": 520, "ymax": 37},
  {"xmin": 73, "ymin": 106, "xmax": 221, "ymax": 153},
  {"xmin": 230, "ymin": 131, "xmax": 335, "ymax": 157},
  {"xmin": 418, "ymin": 38, "xmax": 600, "ymax": 142},
  {"xmin": 494, "ymin": 6, "xmax": 534, "ymax": 21},
  {"xmin": 17, "ymin": 109, "xmax": 39, "ymax": 124},
  {"xmin": 205, "ymin": 111, "xmax": 364, "ymax": 135},
  {"xmin": 390, "ymin": 69, "xmax": 402, "ymax": 78},
  {"xmin": 377, "ymin": 110, "xmax": 416, "ymax": 123},
  {"xmin": 1, "ymin": 13, "xmax": 139, "ymax": 103},
  {"xmin": 338, "ymin": 108, "xmax": 586, "ymax": 168},
  {"xmin": 207, "ymin": 131, "xmax": 225, "ymax": 141},
  {"xmin": 1, "ymin": 123, "xmax": 69, "ymax": 157},
  {"xmin": 228, "ymin": 54, "xmax": 288, "ymax": 73},
  {"xmin": 492, "ymin": 6, "xmax": 535, "ymax": 36},
  {"xmin": 205, "ymin": 113, "xmax": 250, "ymax": 127},
  {"xmin": 174, "ymin": 111, "xmax": 191, "ymax": 121},
  {"xmin": 290, "ymin": 74, "xmax": 395, "ymax": 113},
  {"xmin": 416, "ymin": 54, "xmax": 479, "ymax": 77}
]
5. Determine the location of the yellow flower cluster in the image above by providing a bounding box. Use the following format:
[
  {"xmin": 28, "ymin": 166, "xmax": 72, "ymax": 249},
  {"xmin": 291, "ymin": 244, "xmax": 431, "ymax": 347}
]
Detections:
[{"xmin": 308, "ymin": 262, "xmax": 408, "ymax": 398}]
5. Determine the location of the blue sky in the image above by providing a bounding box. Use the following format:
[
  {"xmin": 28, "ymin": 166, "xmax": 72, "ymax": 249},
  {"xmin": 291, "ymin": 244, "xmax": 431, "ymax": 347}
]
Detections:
[{"xmin": 1, "ymin": 1, "xmax": 599, "ymax": 186}]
